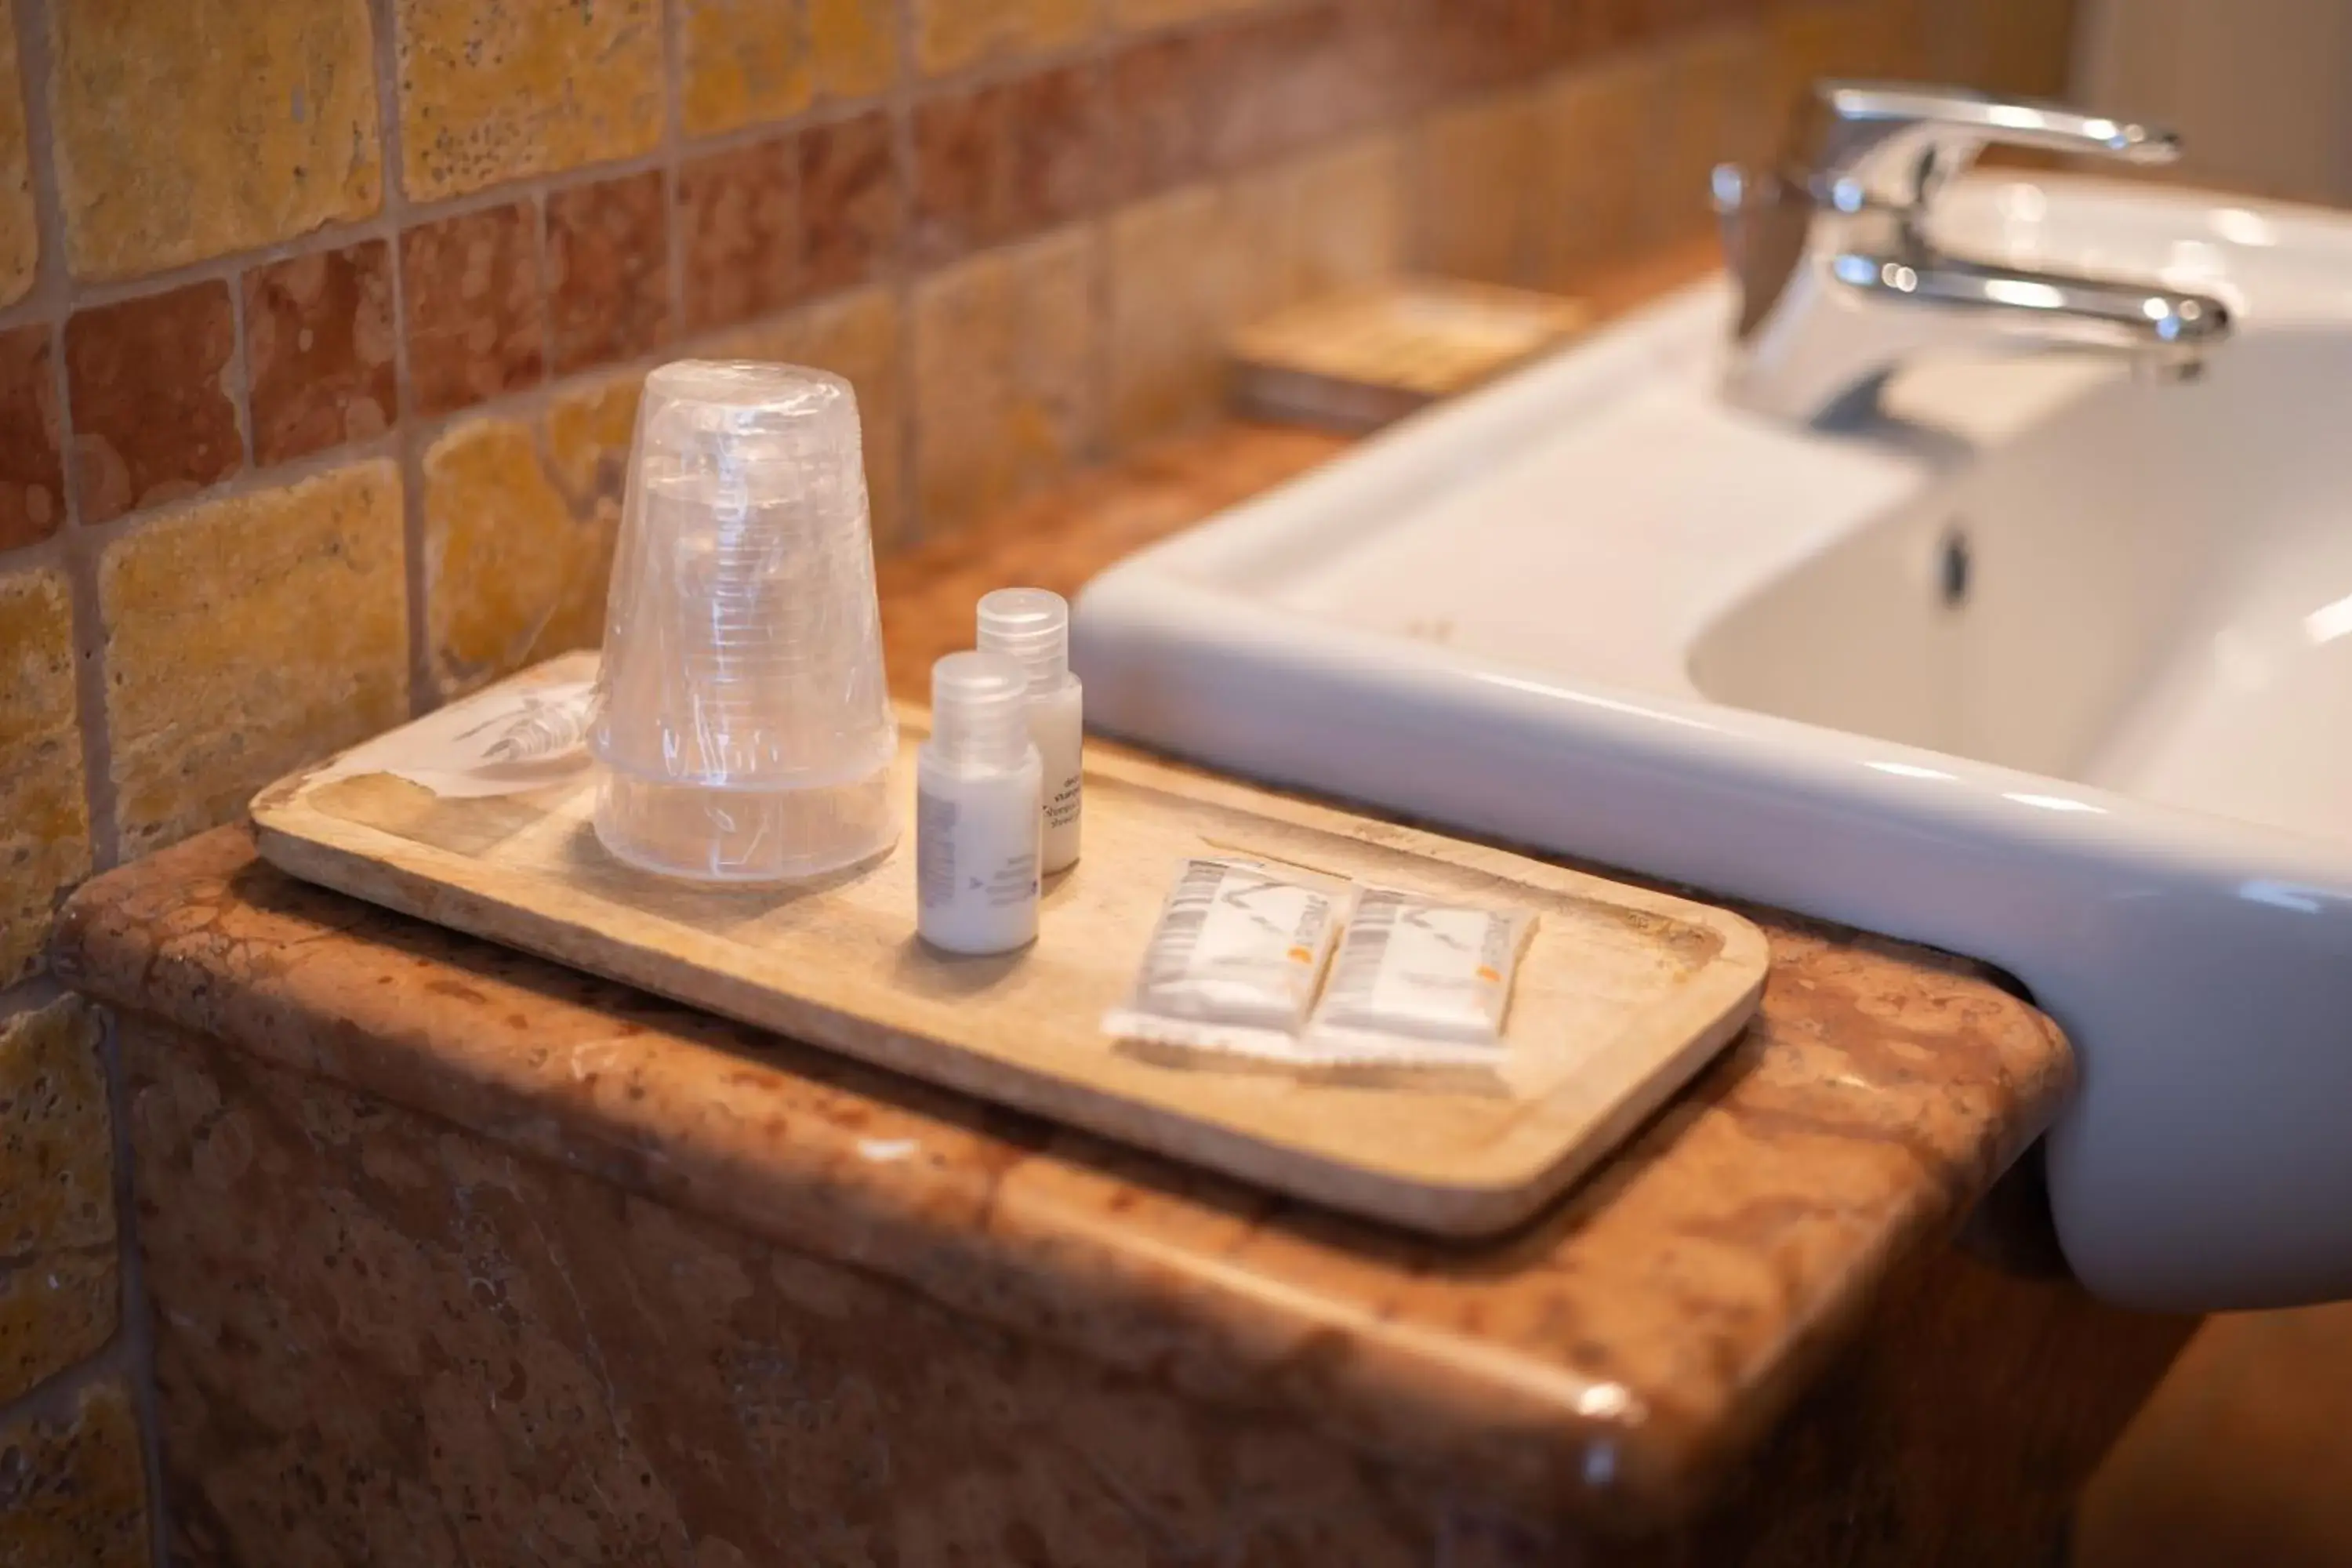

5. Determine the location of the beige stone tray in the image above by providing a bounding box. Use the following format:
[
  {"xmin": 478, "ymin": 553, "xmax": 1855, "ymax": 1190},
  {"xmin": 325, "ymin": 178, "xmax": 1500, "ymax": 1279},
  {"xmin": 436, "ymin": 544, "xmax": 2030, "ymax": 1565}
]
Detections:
[{"xmin": 251, "ymin": 652, "xmax": 1769, "ymax": 1238}]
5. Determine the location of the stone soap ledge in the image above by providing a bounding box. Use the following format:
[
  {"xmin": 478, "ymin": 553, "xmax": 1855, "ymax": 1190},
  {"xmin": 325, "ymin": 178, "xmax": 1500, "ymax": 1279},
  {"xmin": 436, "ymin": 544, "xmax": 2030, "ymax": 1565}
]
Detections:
[{"xmin": 53, "ymin": 406, "xmax": 2073, "ymax": 1533}]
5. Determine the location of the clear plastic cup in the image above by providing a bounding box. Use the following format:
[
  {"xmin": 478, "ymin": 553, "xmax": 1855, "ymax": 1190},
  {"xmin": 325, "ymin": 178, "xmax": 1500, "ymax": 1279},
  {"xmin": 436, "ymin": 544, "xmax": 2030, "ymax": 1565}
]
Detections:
[{"xmin": 590, "ymin": 360, "xmax": 898, "ymax": 882}]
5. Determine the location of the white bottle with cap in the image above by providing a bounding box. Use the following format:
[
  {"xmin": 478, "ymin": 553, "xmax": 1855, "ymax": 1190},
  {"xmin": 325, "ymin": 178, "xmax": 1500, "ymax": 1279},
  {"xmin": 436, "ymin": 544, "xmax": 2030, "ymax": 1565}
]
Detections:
[
  {"xmin": 977, "ymin": 587, "xmax": 1083, "ymax": 873},
  {"xmin": 916, "ymin": 652, "xmax": 1043, "ymax": 956}
]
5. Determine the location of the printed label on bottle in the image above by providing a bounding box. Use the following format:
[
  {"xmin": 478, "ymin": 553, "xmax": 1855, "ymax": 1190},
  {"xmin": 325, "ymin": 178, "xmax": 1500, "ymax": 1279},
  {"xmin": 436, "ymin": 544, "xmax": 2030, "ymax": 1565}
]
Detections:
[
  {"xmin": 980, "ymin": 851, "xmax": 1040, "ymax": 907},
  {"xmin": 1045, "ymin": 772, "xmax": 1082, "ymax": 830},
  {"xmin": 916, "ymin": 789, "xmax": 956, "ymax": 911}
]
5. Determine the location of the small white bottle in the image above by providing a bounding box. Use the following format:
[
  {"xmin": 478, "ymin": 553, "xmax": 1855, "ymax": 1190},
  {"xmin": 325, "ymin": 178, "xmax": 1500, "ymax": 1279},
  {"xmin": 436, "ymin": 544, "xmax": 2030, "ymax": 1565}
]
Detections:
[
  {"xmin": 977, "ymin": 587, "xmax": 1083, "ymax": 873},
  {"xmin": 916, "ymin": 652, "xmax": 1043, "ymax": 955}
]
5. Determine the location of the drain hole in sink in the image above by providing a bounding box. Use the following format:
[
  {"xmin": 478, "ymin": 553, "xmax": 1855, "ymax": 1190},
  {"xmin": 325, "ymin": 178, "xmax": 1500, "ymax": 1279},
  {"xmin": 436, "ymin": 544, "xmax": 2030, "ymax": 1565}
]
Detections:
[{"xmin": 1937, "ymin": 524, "xmax": 1972, "ymax": 611}]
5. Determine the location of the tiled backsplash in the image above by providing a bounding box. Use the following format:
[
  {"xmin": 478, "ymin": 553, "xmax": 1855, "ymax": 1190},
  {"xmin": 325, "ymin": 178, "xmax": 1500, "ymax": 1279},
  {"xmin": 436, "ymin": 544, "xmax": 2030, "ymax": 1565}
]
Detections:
[{"xmin": 0, "ymin": 0, "xmax": 2071, "ymax": 1559}]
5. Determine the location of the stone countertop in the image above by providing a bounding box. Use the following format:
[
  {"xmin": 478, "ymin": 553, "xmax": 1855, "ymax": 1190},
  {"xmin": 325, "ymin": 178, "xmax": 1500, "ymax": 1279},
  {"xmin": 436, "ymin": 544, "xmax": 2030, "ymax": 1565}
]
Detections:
[{"xmin": 53, "ymin": 244, "xmax": 2077, "ymax": 1534}]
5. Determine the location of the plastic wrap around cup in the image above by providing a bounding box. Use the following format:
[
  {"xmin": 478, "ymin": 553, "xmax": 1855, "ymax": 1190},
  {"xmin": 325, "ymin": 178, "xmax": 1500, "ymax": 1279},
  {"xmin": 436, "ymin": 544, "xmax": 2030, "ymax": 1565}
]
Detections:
[{"xmin": 590, "ymin": 361, "xmax": 897, "ymax": 882}]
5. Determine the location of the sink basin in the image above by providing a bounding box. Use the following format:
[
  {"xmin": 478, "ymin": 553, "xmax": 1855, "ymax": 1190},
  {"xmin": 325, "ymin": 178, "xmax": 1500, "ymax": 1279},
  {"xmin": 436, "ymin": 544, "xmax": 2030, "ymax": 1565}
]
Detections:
[{"xmin": 1073, "ymin": 176, "xmax": 2352, "ymax": 1312}]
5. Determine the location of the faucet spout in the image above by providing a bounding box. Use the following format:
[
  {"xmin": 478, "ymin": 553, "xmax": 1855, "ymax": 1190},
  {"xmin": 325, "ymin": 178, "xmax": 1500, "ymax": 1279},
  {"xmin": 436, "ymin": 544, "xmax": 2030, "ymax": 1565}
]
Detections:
[{"xmin": 1719, "ymin": 82, "xmax": 2236, "ymax": 426}]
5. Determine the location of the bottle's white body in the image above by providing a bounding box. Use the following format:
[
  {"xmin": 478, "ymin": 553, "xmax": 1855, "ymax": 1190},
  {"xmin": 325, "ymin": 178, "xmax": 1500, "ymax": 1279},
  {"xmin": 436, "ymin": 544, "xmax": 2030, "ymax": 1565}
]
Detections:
[
  {"xmin": 1026, "ymin": 677, "xmax": 1083, "ymax": 873},
  {"xmin": 916, "ymin": 743, "xmax": 1044, "ymax": 954}
]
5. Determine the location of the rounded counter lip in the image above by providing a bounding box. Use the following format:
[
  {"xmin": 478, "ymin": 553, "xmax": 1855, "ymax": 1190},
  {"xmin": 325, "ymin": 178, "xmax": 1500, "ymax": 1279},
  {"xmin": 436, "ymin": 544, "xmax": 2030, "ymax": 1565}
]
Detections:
[{"xmin": 55, "ymin": 802, "xmax": 2072, "ymax": 1534}]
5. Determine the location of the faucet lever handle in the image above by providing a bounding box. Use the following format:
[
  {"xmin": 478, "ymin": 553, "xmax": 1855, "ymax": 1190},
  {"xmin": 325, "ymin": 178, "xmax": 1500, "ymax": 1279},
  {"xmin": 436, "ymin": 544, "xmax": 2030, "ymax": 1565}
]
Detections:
[{"xmin": 1794, "ymin": 80, "xmax": 2182, "ymax": 214}]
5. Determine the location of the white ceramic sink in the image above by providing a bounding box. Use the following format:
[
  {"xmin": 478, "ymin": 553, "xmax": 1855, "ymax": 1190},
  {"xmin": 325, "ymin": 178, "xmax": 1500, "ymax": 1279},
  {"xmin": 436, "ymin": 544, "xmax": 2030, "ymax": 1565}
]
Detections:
[{"xmin": 1073, "ymin": 176, "xmax": 2352, "ymax": 1312}]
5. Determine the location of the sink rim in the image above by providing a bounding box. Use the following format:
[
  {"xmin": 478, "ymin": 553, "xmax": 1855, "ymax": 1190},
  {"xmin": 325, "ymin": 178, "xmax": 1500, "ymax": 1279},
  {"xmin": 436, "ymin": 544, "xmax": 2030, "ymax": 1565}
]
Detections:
[{"xmin": 1074, "ymin": 173, "xmax": 2352, "ymax": 1312}]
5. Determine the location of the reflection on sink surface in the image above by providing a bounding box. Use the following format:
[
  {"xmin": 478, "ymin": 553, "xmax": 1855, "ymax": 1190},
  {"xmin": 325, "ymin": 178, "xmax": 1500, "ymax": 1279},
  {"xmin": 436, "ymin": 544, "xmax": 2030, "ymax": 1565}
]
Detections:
[
  {"xmin": 1693, "ymin": 328, "xmax": 2352, "ymax": 848},
  {"xmin": 1074, "ymin": 176, "xmax": 2352, "ymax": 1312}
]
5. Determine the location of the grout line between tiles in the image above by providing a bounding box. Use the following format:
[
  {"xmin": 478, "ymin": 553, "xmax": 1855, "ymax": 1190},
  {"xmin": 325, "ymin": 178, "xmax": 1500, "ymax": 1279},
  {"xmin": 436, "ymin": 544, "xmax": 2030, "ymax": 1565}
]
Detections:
[
  {"xmin": 888, "ymin": 0, "xmax": 925, "ymax": 543},
  {"xmin": 87, "ymin": 1002, "xmax": 172, "ymax": 1568},
  {"xmin": 367, "ymin": 0, "xmax": 433, "ymax": 716},
  {"xmin": 14, "ymin": 0, "xmax": 119, "ymax": 878}
]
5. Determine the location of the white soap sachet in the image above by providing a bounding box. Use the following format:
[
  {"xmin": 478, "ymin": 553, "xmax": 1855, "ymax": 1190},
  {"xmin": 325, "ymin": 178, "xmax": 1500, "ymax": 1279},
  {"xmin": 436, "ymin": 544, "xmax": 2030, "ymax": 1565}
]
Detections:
[
  {"xmin": 1300, "ymin": 884, "xmax": 1535, "ymax": 1066},
  {"xmin": 1102, "ymin": 857, "xmax": 1350, "ymax": 1060}
]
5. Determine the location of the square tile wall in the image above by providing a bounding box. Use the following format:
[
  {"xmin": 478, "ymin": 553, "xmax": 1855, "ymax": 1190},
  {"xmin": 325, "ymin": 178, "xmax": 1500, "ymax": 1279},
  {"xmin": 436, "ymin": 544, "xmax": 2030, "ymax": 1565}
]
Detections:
[
  {"xmin": 0, "ymin": 0, "xmax": 2082, "ymax": 982},
  {"xmin": 0, "ymin": 0, "xmax": 2079, "ymax": 1555}
]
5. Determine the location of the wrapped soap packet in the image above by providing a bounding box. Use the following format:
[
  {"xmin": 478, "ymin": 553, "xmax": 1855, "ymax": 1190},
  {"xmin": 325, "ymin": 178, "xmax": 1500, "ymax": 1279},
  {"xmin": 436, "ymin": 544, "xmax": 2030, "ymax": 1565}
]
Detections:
[
  {"xmin": 1102, "ymin": 858, "xmax": 1350, "ymax": 1058},
  {"xmin": 1301, "ymin": 885, "xmax": 1536, "ymax": 1065}
]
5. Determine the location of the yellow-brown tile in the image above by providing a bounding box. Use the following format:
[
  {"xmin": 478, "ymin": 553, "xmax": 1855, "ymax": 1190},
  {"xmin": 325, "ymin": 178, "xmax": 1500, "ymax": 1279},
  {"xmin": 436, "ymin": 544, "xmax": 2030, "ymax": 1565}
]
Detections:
[
  {"xmin": 545, "ymin": 372, "xmax": 645, "ymax": 511},
  {"xmin": 1534, "ymin": 53, "xmax": 1661, "ymax": 286},
  {"xmin": 714, "ymin": 285, "xmax": 907, "ymax": 548},
  {"xmin": 0, "ymin": 1378, "xmax": 148, "ymax": 1568},
  {"xmin": 1641, "ymin": 24, "xmax": 1769, "ymax": 249},
  {"xmin": 810, "ymin": 0, "xmax": 896, "ymax": 100},
  {"xmin": 1108, "ymin": 136, "xmax": 1396, "ymax": 451},
  {"xmin": 1406, "ymin": 91, "xmax": 1543, "ymax": 288},
  {"xmin": 1765, "ymin": 1, "xmax": 1925, "ymax": 136},
  {"xmin": 914, "ymin": 225, "xmax": 1099, "ymax": 535},
  {"xmin": 0, "ymin": 574, "xmax": 90, "ymax": 988},
  {"xmin": 394, "ymin": 0, "xmax": 662, "ymax": 201},
  {"xmin": 914, "ymin": 0, "xmax": 1096, "ymax": 77},
  {"xmin": 49, "ymin": 0, "xmax": 379, "ymax": 281},
  {"xmin": 0, "ymin": 0, "xmax": 33, "ymax": 304},
  {"xmin": 1107, "ymin": 182, "xmax": 1283, "ymax": 450},
  {"xmin": 680, "ymin": 0, "xmax": 812, "ymax": 138},
  {"xmin": 1276, "ymin": 131, "xmax": 1404, "ymax": 300},
  {"xmin": 101, "ymin": 463, "xmax": 409, "ymax": 858},
  {"xmin": 1112, "ymin": 0, "xmax": 1266, "ymax": 30},
  {"xmin": 1979, "ymin": 0, "xmax": 2077, "ymax": 100},
  {"xmin": 0, "ymin": 1250, "xmax": 116, "ymax": 1405},
  {"xmin": 0, "ymin": 997, "xmax": 113, "ymax": 1260},
  {"xmin": 425, "ymin": 416, "xmax": 615, "ymax": 697}
]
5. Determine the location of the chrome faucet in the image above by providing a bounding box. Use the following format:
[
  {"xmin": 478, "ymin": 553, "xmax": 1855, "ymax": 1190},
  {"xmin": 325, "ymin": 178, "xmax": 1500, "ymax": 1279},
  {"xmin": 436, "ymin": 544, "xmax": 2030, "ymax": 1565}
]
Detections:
[{"xmin": 1715, "ymin": 82, "xmax": 2234, "ymax": 425}]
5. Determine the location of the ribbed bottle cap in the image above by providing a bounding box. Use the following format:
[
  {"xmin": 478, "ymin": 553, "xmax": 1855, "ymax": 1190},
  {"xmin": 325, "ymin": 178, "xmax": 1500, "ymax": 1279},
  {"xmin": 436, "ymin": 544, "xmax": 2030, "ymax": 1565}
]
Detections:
[
  {"xmin": 976, "ymin": 587, "xmax": 1070, "ymax": 695},
  {"xmin": 930, "ymin": 651, "xmax": 1032, "ymax": 766}
]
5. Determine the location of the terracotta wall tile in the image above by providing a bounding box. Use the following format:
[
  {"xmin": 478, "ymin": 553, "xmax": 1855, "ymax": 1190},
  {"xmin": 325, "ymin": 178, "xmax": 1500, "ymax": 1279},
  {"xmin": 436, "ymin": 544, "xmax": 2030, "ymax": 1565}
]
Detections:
[
  {"xmin": 48, "ymin": 0, "xmax": 379, "ymax": 281},
  {"xmin": 914, "ymin": 0, "xmax": 1096, "ymax": 78},
  {"xmin": 811, "ymin": 0, "xmax": 898, "ymax": 100},
  {"xmin": 425, "ymin": 415, "xmax": 616, "ymax": 697},
  {"xmin": 0, "ymin": 1379, "xmax": 148, "ymax": 1568},
  {"xmin": 0, "ymin": 325, "xmax": 65, "ymax": 550},
  {"xmin": 1111, "ymin": 5, "xmax": 1396, "ymax": 201},
  {"xmin": 64, "ymin": 280, "xmax": 242, "ymax": 524},
  {"xmin": 1106, "ymin": 30, "xmax": 1217, "ymax": 198},
  {"xmin": 547, "ymin": 170, "xmax": 673, "ymax": 377},
  {"xmin": 401, "ymin": 201, "xmax": 546, "ymax": 418},
  {"xmin": 680, "ymin": 0, "xmax": 813, "ymax": 138},
  {"xmin": 913, "ymin": 64, "xmax": 1105, "ymax": 264},
  {"xmin": 714, "ymin": 284, "xmax": 907, "ymax": 546},
  {"xmin": 678, "ymin": 140, "xmax": 800, "ymax": 336},
  {"xmin": 0, "ymin": 0, "xmax": 33, "ymax": 306},
  {"xmin": 0, "ymin": 577, "xmax": 90, "ymax": 988},
  {"xmin": 1402, "ymin": 0, "xmax": 1560, "ymax": 101},
  {"xmin": 914, "ymin": 225, "xmax": 1100, "ymax": 535},
  {"xmin": 101, "ymin": 462, "xmax": 408, "ymax": 858},
  {"xmin": 800, "ymin": 110, "xmax": 902, "ymax": 296},
  {"xmin": 394, "ymin": 0, "xmax": 662, "ymax": 201},
  {"xmin": 243, "ymin": 240, "xmax": 397, "ymax": 467}
]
